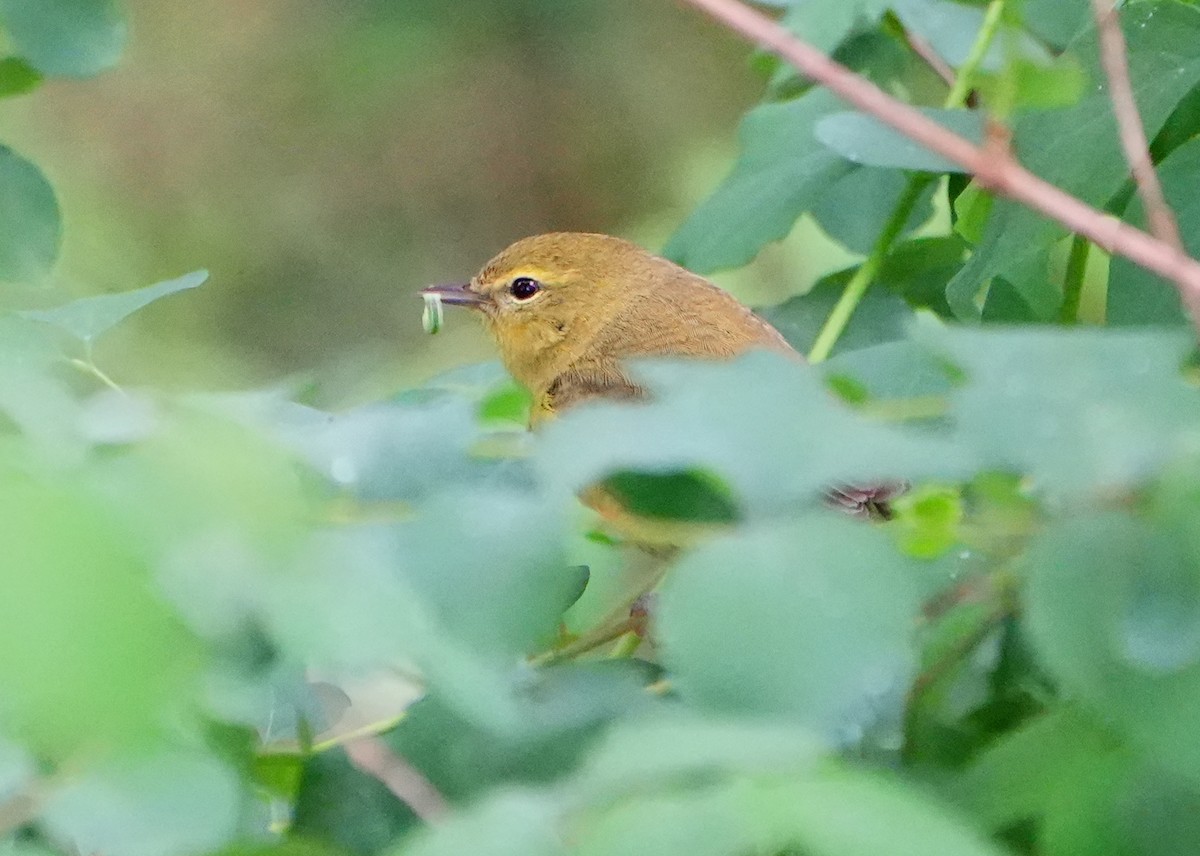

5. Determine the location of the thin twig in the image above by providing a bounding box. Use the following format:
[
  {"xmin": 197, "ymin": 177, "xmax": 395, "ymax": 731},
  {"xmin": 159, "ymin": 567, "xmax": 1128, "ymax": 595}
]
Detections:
[
  {"xmin": 677, "ymin": 0, "xmax": 1200, "ymax": 330},
  {"xmin": 807, "ymin": 1, "xmax": 1004, "ymax": 362},
  {"xmin": 903, "ymin": 29, "xmax": 956, "ymax": 89},
  {"xmin": 1089, "ymin": 0, "xmax": 1185, "ymax": 252},
  {"xmin": 343, "ymin": 737, "xmax": 449, "ymax": 824}
]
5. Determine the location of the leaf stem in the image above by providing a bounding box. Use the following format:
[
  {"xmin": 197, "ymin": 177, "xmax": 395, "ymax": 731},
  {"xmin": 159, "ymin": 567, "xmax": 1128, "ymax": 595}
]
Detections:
[
  {"xmin": 808, "ymin": 177, "xmax": 930, "ymax": 363},
  {"xmin": 806, "ymin": 0, "xmax": 1006, "ymax": 363},
  {"xmin": 945, "ymin": 0, "xmax": 1007, "ymax": 109},
  {"xmin": 1059, "ymin": 234, "xmax": 1092, "ymax": 323}
]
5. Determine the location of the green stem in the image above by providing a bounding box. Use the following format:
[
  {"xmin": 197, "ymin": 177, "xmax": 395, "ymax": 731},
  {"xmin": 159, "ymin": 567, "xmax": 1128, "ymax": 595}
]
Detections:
[
  {"xmin": 1059, "ymin": 233, "xmax": 1091, "ymax": 323},
  {"xmin": 808, "ymin": 177, "xmax": 930, "ymax": 363},
  {"xmin": 945, "ymin": 0, "xmax": 1007, "ymax": 109},
  {"xmin": 806, "ymin": 0, "xmax": 1007, "ymax": 364}
]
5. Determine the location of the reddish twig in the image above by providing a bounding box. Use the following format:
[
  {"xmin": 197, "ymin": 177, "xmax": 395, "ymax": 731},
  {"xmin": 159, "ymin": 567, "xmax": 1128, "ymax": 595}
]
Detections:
[
  {"xmin": 1089, "ymin": 0, "xmax": 1185, "ymax": 251},
  {"xmin": 344, "ymin": 737, "xmax": 449, "ymax": 824},
  {"xmin": 903, "ymin": 29, "xmax": 957, "ymax": 90},
  {"xmin": 677, "ymin": 0, "xmax": 1200, "ymax": 329}
]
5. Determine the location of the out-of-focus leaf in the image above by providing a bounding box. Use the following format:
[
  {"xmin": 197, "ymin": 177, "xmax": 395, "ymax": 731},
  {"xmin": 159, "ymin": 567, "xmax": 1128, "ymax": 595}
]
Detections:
[
  {"xmin": 892, "ymin": 0, "xmax": 1051, "ymax": 71},
  {"xmin": 573, "ymin": 716, "xmax": 821, "ymax": 803},
  {"xmin": 822, "ymin": 337, "xmax": 958, "ymax": 403},
  {"xmin": 1022, "ymin": 0, "xmax": 1090, "ymax": 48},
  {"xmin": 20, "ymin": 270, "xmax": 208, "ymax": 344},
  {"xmin": 937, "ymin": 327, "xmax": 1200, "ymax": 495},
  {"xmin": 535, "ymin": 353, "xmax": 967, "ymax": 518},
  {"xmin": 1109, "ymin": 137, "xmax": 1200, "ymax": 326},
  {"xmin": 0, "ymin": 0, "xmax": 126, "ymax": 77},
  {"xmin": 664, "ymin": 90, "xmax": 853, "ymax": 273},
  {"xmin": 946, "ymin": 2, "xmax": 1200, "ymax": 320},
  {"xmin": 975, "ymin": 56, "xmax": 1087, "ymax": 110},
  {"xmin": 812, "ymin": 166, "xmax": 934, "ymax": 255},
  {"xmin": 292, "ymin": 750, "xmax": 417, "ymax": 855},
  {"xmin": 0, "ymin": 145, "xmax": 60, "ymax": 283},
  {"xmin": 957, "ymin": 706, "xmax": 1130, "ymax": 852},
  {"xmin": 0, "ymin": 470, "xmax": 203, "ymax": 756},
  {"xmin": 40, "ymin": 751, "xmax": 240, "ymax": 856},
  {"xmin": 0, "ymin": 56, "xmax": 41, "ymax": 96},
  {"xmin": 764, "ymin": 269, "xmax": 917, "ymax": 357},
  {"xmin": 389, "ymin": 662, "xmax": 656, "ymax": 804},
  {"xmin": 1025, "ymin": 514, "xmax": 1200, "ymax": 781},
  {"xmin": 659, "ymin": 515, "xmax": 919, "ymax": 743},
  {"xmin": 391, "ymin": 487, "xmax": 575, "ymax": 656},
  {"xmin": 814, "ymin": 109, "xmax": 984, "ymax": 173},
  {"xmin": 396, "ymin": 792, "xmax": 565, "ymax": 856},
  {"xmin": 0, "ymin": 736, "xmax": 33, "ymax": 802},
  {"xmin": 780, "ymin": 0, "xmax": 885, "ymax": 54}
]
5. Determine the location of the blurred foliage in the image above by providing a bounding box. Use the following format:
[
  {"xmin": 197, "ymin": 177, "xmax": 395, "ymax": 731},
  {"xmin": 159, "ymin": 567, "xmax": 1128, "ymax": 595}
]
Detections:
[{"xmin": 3, "ymin": 1, "xmax": 1200, "ymax": 856}]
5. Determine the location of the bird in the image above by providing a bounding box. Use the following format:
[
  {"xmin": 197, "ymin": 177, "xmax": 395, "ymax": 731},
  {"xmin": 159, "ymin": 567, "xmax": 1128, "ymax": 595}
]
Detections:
[
  {"xmin": 421, "ymin": 232, "xmax": 796, "ymax": 426},
  {"xmin": 421, "ymin": 232, "xmax": 899, "ymax": 655}
]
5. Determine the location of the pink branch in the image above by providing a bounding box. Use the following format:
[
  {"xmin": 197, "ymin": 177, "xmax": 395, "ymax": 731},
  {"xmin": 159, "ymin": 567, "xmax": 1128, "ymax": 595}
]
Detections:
[
  {"xmin": 678, "ymin": 0, "xmax": 1200, "ymax": 328},
  {"xmin": 1090, "ymin": 0, "xmax": 1185, "ymax": 251}
]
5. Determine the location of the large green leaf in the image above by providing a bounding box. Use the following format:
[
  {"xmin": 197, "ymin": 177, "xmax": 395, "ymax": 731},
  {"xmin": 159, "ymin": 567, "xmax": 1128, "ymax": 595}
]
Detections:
[
  {"xmin": 0, "ymin": 470, "xmax": 203, "ymax": 757},
  {"xmin": 763, "ymin": 268, "xmax": 917, "ymax": 356},
  {"xmin": 40, "ymin": 751, "xmax": 240, "ymax": 856},
  {"xmin": 658, "ymin": 515, "xmax": 919, "ymax": 740},
  {"xmin": 0, "ymin": 56, "xmax": 40, "ymax": 97},
  {"xmin": 815, "ymin": 109, "xmax": 984, "ymax": 173},
  {"xmin": 664, "ymin": 89, "xmax": 853, "ymax": 273},
  {"xmin": 20, "ymin": 270, "xmax": 208, "ymax": 344},
  {"xmin": 534, "ymin": 353, "xmax": 967, "ymax": 517},
  {"xmin": 1108, "ymin": 136, "xmax": 1200, "ymax": 325},
  {"xmin": 811, "ymin": 166, "xmax": 935, "ymax": 254},
  {"xmin": 936, "ymin": 327, "xmax": 1200, "ymax": 495},
  {"xmin": 946, "ymin": 1, "xmax": 1200, "ymax": 320},
  {"xmin": 0, "ymin": 145, "xmax": 60, "ymax": 283},
  {"xmin": 1024, "ymin": 513, "xmax": 1200, "ymax": 783},
  {"xmin": 0, "ymin": 0, "xmax": 127, "ymax": 77}
]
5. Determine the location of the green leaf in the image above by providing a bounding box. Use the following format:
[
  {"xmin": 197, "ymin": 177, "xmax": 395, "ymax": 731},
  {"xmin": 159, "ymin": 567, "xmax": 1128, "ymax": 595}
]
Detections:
[
  {"xmin": 780, "ymin": 0, "xmax": 885, "ymax": 55},
  {"xmin": 811, "ymin": 167, "xmax": 935, "ymax": 254},
  {"xmin": 292, "ymin": 750, "xmax": 418, "ymax": 855},
  {"xmin": 946, "ymin": 1, "xmax": 1200, "ymax": 320},
  {"xmin": 397, "ymin": 792, "xmax": 566, "ymax": 856},
  {"xmin": 814, "ymin": 109, "xmax": 984, "ymax": 173},
  {"xmin": 0, "ymin": 469, "xmax": 203, "ymax": 757},
  {"xmin": 763, "ymin": 268, "xmax": 917, "ymax": 356},
  {"xmin": 393, "ymin": 487, "xmax": 575, "ymax": 656},
  {"xmin": 892, "ymin": 0, "xmax": 1051, "ymax": 72},
  {"xmin": 20, "ymin": 269, "xmax": 209, "ymax": 344},
  {"xmin": 937, "ymin": 327, "xmax": 1200, "ymax": 495},
  {"xmin": 1022, "ymin": 0, "xmax": 1090, "ymax": 48},
  {"xmin": 0, "ymin": 144, "xmax": 60, "ymax": 283},
  {"xmin": 658, "ymin": 515, "xmax": 919, "ymax": 740},
  {"xmin": 388, "ymin": 663, "xmax": 655, "ymax": 803},
  {"xmin": 1025, "ymin": 513, "xmax": 1200, "ymax": 782},
  {"xmin": 40, "ymin": 751, "xmax": 240, "ymax": 856},
  {"xmin": 0, "ymin": 0, "xmax": 127, "ymax": 77},
  {"xmin": 1108, "ymin": 136, "xmax": 1200, "ymax": 325},
  {"xmin": 534, "ymin": 354, "xmax": 967, "ymax": 518},
  {"xmin": 664, "ymin": 89, "xmax": 853, "ymax": 273},
  {"xmin": 0, "ymin": 55, "xmax": 41, "ymax": 96}
]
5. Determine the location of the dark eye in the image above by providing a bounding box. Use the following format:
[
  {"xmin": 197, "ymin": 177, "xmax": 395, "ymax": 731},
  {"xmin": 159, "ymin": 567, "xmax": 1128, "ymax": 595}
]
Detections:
[{"xmin": 509, "ymin": 277, "xmax": 540, "ymax": 300}]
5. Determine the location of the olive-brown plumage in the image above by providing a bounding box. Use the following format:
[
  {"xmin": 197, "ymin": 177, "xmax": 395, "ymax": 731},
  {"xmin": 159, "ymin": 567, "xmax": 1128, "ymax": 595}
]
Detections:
[{"xmin": 424, "ymin": 232, "xmax": 795, "ymax": 424}]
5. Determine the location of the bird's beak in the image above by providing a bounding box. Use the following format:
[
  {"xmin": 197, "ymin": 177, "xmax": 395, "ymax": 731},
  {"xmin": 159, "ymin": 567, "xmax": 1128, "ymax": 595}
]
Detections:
[{"xmin": 420, "ymin": 282, "xmax": 486, "ymax": 307}]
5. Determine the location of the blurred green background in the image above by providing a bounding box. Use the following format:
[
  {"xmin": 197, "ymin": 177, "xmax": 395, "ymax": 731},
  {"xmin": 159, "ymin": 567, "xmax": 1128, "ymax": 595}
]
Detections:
[{"xmin": 0, "ymin": 0, "xmax": 854, "ymax": 403}]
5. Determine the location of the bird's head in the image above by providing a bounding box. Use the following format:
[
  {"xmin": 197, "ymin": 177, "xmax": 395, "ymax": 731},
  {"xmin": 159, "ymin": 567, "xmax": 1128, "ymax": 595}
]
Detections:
[{"xmin": 422, "ymin": 233, "xmax": 660, "ymax": 387}]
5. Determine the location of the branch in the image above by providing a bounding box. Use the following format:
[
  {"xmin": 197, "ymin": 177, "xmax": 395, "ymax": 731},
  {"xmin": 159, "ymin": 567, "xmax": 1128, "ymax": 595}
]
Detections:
[
  {"xmin": 344, "ymin": 737, "xmax": 449, "ymax": 824},
  {"xmin": 678, "ymin": 0, "xmax": 1200, "ymax": 329},
  {"xmin": 1090, "ymin": 0, "xmax": 1185, "ymax": 251}
]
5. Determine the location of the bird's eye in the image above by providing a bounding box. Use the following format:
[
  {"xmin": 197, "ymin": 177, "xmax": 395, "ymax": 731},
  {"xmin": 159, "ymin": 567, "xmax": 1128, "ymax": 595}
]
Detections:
[{"xmin": 509, "ymin": 277, "xmax": 541, "ymax": 300}]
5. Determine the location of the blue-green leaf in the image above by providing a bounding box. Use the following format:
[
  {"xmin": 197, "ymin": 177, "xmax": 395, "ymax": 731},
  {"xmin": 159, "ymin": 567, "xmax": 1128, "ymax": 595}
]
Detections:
[
  {"xmin": 0, "ymin": 0, "xmax": 127, "ymax": 78},
  {"xmin": 0, "ymin": 144, "xmax": 60, "ymax": 283},
  {"xmin": 20, "ymin": 270, "xmax": 209, "ymax": 344}
]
